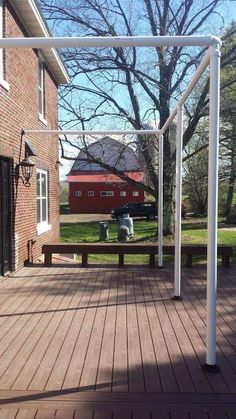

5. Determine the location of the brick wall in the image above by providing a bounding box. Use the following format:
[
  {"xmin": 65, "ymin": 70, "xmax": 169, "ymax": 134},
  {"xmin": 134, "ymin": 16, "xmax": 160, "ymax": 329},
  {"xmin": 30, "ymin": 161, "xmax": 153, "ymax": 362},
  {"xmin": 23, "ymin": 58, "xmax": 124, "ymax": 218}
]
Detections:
[
  {"xmin": 69, "ymin": 182, "xmax": 145, "ymax": 213},
  {"xmin": 0, "ymin": 1, "xmax": 60, "ymax": 271}
]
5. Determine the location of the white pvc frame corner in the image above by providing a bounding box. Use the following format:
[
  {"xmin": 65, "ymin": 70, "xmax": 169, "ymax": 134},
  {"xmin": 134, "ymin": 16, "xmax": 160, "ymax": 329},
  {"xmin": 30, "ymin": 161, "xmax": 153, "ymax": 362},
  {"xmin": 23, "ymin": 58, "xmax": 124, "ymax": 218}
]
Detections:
[{"xmin": 1, "ymin": 34, "xmax": 221, "ymax": 369}]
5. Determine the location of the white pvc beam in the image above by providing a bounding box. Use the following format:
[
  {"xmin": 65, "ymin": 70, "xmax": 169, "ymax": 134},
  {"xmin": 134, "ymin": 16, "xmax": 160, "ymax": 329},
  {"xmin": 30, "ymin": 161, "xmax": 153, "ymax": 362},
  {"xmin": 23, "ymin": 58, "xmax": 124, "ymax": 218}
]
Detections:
[
  {"xmin": 160, "ymin": 108, "xmax": 177, "ymax": 136},
  {"xmin": 179, "ymin": 49, "xmax": 210, "ymax": 105},
  {"xmin": 179, "ymin": 50, "xmax": 211, "ymax": 106},
  {"xmin": 0, "ymin": 35, "xmax": 221, "ymax": 49},
  {"xmin": 23, "ymin": 129, "xmax": 160, "ymax": 136},
  {"xmin": 160, "ymin": 50, "xmax": 210, "ymax": 134},
  {"xmin": 205, "ymin": 44, "xmax": 221, "ymax": 370},
  {"xmin": 174, "ymin": 106, "xmax": 183, "ymax": 298},
  {"xmin": 158, "ymin": 134, "xmax": 164, "ymax": 268}
]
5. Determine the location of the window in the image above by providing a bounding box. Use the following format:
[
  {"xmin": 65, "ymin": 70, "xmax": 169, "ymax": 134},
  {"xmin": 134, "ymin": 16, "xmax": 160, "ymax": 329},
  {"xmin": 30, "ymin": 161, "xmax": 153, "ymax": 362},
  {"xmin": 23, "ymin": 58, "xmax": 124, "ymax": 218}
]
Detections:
[
  {"xmin": 75, "ymin": 191, "xmax": 82, "ymax": 197},
  {"xmin": 37, "ymin": 169, "xmax": 51, "ymax": 235},
  {"xmin": 88, "ymin": 191, "xmax": 94, "ymax": 197},
  {"xmin": 120, "ymin": 191, "xmax": 126, "ymax": 197},
  {"xmin": 0, "ymin": 0, "xmax": 8, "ymax": 90},
  {"xmin": 132, "ymin": 191, "xmax": 139, "ymax": 197},
  {"xmin": 100, "ymin": 191, "xmax": 114, "ymax": 197},
  {"xmin": 38, "ymin": 58, "xmax": 47, "ymax": 124}
]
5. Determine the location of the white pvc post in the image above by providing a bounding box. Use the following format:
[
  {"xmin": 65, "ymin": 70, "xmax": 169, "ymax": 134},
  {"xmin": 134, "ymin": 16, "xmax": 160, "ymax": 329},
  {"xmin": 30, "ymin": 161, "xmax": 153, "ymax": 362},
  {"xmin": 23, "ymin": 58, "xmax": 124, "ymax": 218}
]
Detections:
[
  {"xmin": 158, "ymin": 134, "xmax": 164, "ymax": 267},
  {"xmin": 205, "ymin": 44, "xmax": 221, "ymax": 371},
  {"xmin": 174, "ymin": 106, "xmax": 183, "ymax": 299}
]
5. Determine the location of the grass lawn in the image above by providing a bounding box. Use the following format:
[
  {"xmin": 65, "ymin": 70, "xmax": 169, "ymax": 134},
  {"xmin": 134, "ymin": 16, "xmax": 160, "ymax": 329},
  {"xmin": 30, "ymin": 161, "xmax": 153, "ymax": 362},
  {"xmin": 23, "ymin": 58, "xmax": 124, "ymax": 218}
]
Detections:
[{"xmin": 60, "ymin": 217, "xmax": 236, "ymax": 264}]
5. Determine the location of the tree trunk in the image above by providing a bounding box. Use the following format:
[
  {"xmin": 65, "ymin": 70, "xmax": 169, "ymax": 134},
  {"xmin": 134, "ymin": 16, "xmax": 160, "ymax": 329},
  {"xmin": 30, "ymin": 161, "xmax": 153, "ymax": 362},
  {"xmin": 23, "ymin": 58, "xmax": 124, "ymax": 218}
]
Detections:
[
  {"xmin": 160, "ymin": 94, "xmax": 175, "ymax": 236},
  {"xmin": 163, "ymin": 156, "xmax": 175, "ymax": 235},
  {"xmin": 161, "ymin": 128, "xmax": 175, "ymax": 236}
]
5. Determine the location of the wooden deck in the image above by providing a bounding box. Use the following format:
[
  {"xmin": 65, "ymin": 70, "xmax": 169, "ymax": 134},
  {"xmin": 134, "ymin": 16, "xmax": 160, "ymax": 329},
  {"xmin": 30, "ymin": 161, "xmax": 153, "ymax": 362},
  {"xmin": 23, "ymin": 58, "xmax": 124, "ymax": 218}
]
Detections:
[{"xmin": 0, "ymin": 263, "xmax": 236, "ymax": 418}]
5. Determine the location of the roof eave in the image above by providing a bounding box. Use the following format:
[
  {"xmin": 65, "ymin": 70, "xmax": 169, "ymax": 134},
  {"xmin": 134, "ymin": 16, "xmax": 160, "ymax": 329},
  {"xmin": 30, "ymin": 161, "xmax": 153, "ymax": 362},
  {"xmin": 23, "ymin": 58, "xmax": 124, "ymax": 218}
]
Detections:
[{"xmin": 8, "ymin": 0, "xmax": 70, "ymax": 85}]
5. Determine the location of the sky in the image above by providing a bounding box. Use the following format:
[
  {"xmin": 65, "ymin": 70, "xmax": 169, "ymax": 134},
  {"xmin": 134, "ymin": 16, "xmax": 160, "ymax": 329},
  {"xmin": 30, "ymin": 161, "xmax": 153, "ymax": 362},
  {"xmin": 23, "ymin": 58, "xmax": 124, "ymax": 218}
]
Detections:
[
  {"xmin": 57, "ymin": 0, "xmax": 236, "ymax": 180},
  {"xmin": 220, "ymin": 0, "xmax": 236, "ymax": 23}
]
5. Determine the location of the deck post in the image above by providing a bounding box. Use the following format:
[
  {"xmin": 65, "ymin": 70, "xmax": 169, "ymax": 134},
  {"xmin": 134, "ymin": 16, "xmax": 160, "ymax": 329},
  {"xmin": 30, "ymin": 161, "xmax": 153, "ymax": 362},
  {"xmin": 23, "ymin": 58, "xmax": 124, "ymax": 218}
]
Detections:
[
  {"xmin": 158, "ymin": 133, "xmax": 164, "ymax": 268},
  {"xmin": 173, "ymin": 105, "xmax": 183, "ymax": 300},
  {"xmin": 203, "ymin": 43, "xmax": 221, "ymax": 373}
]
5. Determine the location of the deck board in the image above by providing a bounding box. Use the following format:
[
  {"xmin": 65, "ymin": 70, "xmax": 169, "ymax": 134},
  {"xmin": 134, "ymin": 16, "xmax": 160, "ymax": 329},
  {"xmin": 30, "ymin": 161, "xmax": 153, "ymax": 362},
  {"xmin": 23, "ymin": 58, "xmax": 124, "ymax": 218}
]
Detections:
[
  {"xmin": 135, "ymin": 273, "xmax": 162, "ymax": 392},
  {"xmin": 151, "ymin": 273, "xmax": 195, "ymax": 392},
  {"xmin": 79, "ymin": 272, "xmax": 111, "ymax": 391},
  {"xmin": 15, "ymin": 409, "xmax": 38, "ymax": 419},
  {"xmin": 44, "ymin": 270, "xmax": 91, "ymax": 391},
  {"xmin": 160, "ymin": 273, "xmax": 212, "ymax": 393},
  {"xmin": 112, "ymin": 272, "xmax": 128, "ymax": 392},
  {"xmin": 95, "ymin": 272, "xmax": 117, "ymax": 392},
  {"xmin": 181, "ymin": 273, "xmax": 232, "ymax": 393},
  {"xmin": 62, "ymin": 270, "xmax": 105, "ymax": 390},
  {"xmin": 127, "ymin": 272, "xmax": 145, "ymax": 392},
  {"xmin": 0, "ymin": 264, "xmax": 236, "ymax": 417}
]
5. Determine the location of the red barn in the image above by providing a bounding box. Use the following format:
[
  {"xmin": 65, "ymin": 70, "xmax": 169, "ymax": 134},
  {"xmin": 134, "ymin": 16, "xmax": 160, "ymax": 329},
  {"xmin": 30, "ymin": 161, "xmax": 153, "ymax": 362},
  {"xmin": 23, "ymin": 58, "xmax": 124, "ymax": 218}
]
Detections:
[
  {"xmin": 0, "ymin": 0, "xmax": 69, "ymax": 274},
  {"xmin": 67, "ymin": 137, "xmax": 145, "ymax": 213}
]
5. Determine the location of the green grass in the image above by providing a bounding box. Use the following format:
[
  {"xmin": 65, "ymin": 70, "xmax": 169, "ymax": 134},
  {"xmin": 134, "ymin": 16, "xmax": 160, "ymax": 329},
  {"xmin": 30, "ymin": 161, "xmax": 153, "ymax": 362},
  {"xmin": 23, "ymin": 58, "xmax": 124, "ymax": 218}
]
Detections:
[
  {"xmin": 60, "ymin": 217, "xmax": 236, "ymax": 264},
  {"xmin": 233, "ymin": 192, "xmax": 236, "ymax": 205},
  {"xmin": 60, "ymin": 219, "xmax": 157, "ymax": 264},
  {"xmin": 60, "ymin": 219, "xmax": 156, "ymax": 243}
]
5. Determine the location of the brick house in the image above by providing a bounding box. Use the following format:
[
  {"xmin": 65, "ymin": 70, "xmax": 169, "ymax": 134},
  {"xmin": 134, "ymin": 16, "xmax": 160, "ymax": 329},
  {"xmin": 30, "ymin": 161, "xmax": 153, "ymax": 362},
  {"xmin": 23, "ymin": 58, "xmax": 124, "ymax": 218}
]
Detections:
[
  {"xmin": 67, "ymin": 137, "xmax": 145, "ymax": 214},
  {"xmin": 0, "ymin": 0, "xmax": 69, "ymax": 275}
]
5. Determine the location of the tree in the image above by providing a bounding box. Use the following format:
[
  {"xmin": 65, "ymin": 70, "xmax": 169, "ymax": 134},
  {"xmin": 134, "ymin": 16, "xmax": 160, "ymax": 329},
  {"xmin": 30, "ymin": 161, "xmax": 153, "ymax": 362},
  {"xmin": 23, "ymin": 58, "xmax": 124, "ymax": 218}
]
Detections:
[
  {"xmin": 182, "ymin": 23, "xmax": 236, "ymax": 218},
  {"xmin": 219, "ymin": 23, "xmax": 236, "ymax": 221},
  {"xmin": 220, "ymin": 126, "xmax": 236, "ymax": 221},
  {"xmin": 183, "ymin": 124, "xmax": 208, "ymax": 215},
  {"xmin": 40, "ymin": 0, "xmax": 236, "ymax": 234}
]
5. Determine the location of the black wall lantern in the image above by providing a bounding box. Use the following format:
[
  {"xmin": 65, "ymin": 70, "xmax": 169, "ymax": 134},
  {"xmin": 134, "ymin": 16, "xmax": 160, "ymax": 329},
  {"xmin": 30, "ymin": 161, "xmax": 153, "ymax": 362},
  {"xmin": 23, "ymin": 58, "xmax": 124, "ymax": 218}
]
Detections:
[
  {"xmin": 19, "ymin": 155, "xmax": 35, "ymax": 186},
  {"xmin": 17, "ymin": 140, "xmax": 37, "ymax": 187}
]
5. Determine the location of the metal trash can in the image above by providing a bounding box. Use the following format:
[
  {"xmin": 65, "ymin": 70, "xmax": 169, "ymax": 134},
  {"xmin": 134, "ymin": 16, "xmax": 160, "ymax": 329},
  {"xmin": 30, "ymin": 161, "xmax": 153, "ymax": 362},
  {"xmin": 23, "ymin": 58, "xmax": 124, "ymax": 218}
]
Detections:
[
  {"xmin": 99, "ymin": 222, "xmax": 109, "ymax": 241},
  {"xmin": 120, "ymin": 214, "xmax": 134, "ymax": 237}
]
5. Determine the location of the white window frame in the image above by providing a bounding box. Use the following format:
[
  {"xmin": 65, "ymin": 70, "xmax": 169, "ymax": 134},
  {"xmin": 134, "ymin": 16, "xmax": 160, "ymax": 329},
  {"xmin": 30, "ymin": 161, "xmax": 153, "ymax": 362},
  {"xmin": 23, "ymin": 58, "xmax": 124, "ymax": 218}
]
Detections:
[
  {"xmin": 88, "ymin": 191, "xmax": 94, "ymax": 197},
  {"xmin": 0, "ymin": 0, "xmax": 9, "ymax": 91},
  {"xmin": 132, "ymin": 191, "xmax": 139, "ymax": 197},
  {"xmin": 38, "ymin": 57, "xmax": 47, "ymax": 125},
  {"xmin": 37, "ymin": 169, "xmax": 51, "ymax": 235},
  {"xmin": 75, "ymin": 191, "xmax": 82, "ymax": 197},
  {"xmin": 120, "ymin": 191, "xmax": 126, "ymax": 197},
  {"xmin": 100, "ymin": 191, "xmax": 114, "ymax": 197}
]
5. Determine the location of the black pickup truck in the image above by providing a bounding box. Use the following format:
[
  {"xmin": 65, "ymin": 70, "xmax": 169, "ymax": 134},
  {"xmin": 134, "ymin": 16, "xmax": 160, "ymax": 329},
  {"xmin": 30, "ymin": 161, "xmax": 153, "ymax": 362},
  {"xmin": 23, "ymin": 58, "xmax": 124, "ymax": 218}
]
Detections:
[{"xmin": 111, "ymin": 202, "xmax": 157, "ymax": 220}]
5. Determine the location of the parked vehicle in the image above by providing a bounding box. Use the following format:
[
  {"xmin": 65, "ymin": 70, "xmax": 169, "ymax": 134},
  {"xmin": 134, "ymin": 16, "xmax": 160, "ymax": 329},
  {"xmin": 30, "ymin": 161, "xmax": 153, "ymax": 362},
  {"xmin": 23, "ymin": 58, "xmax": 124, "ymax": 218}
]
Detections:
[{"xmin": 111, "ymin": 202, "xmax": 157, "ymax": 220}]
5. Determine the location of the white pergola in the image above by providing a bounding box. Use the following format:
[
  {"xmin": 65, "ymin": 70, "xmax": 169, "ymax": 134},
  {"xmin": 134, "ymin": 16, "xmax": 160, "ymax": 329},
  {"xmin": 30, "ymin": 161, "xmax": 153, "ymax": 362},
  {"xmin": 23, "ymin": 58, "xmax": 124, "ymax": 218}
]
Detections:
[{"xmin": 0, "ymin": 34, "xmax": 221, "ymax": 372}]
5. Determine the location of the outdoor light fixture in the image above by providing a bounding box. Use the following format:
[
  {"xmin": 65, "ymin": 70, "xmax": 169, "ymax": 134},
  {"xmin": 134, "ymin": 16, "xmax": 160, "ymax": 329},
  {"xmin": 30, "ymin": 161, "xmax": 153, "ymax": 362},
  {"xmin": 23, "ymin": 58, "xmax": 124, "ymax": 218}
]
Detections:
[
  {"xmin": 56, "ymin": 160, "xmax": 62, "ymax": 168},
  {"xmin": 19, "ymin": 155, "xmax": 35, "ymax": 186},
  {"xmin": 16, "ymin": 139, "xmax": 37, "ymax": 187}
]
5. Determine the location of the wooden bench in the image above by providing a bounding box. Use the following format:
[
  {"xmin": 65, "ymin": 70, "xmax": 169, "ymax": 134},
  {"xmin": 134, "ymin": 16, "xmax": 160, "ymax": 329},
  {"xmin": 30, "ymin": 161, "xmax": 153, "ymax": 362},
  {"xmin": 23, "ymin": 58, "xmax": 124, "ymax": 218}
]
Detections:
[{"xmin": 42, "ymin": 243, "xmax": 233, "ymax": 268}]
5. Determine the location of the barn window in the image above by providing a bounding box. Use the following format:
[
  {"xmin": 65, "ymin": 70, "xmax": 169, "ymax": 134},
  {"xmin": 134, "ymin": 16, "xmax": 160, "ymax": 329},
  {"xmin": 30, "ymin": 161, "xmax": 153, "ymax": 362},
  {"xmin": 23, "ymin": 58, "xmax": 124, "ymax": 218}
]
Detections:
[
  {"xmin": 120, "ymin": 191, "xmax": 126, "ymax": 197},
  {"xmin": 100, "ymin": 191, "xmax": 114, "ymax": 197}
]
